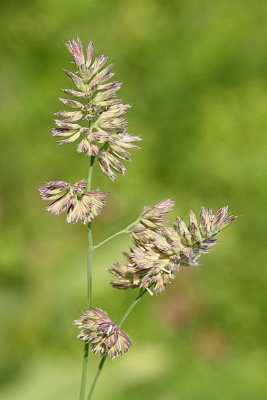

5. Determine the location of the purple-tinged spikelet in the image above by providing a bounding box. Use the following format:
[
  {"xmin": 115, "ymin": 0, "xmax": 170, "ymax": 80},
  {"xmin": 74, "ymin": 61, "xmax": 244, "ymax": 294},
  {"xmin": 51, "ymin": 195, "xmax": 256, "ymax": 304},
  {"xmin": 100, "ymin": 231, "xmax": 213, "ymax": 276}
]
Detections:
[
  {"xmin": 73, "ymin": 308, "xmax": 131, "ymax": 359},
  {"xmin": 52, "ymin": 37, "xmax": 141, "ymax": 180},
  {"xmin": 109, "ymin": 206, "xmax": 237, "ymax": 295},
  {"xmin": 135, "ymin": 199, "xmax": 174, "ymax": 231},
  {"xmin": 130, "ymin": 199, "xmax": 174, "ymax": 247},
  {"xmin": 38, "ymin": 181, "xmax": 108, "ymax": 224}
]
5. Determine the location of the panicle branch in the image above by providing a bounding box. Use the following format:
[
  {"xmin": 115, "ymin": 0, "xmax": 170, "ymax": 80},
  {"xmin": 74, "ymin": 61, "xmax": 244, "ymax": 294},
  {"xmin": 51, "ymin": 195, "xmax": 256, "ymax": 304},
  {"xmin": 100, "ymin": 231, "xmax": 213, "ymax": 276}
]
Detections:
[
  {"xmin": 39, "ymin": 180, "xmax": 108, "ymax": 224},
  {"xmin": 74, "ymin": 308, "xmax": 131, "ymax": 359},
  {"xmin": 109, "ymin": 203, "xmax": 237, "ymax": 295}
]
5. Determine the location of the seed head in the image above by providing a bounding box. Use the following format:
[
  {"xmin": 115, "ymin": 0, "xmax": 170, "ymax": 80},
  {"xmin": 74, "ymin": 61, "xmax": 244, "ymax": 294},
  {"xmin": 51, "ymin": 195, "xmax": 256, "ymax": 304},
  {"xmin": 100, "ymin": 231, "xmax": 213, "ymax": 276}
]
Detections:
[
  {"xmin": 53, "ymin": 37, "xmax": 141, "ymax": 180},
  {"xmin": 109, "ymin": 206, "xmax": 237, "ymax": 295},
  {"xmin": 38, "ymin": 180, "xmax": 108, "ymax": 224},
  {"xmin": 73, "ymin": 308, "xmax": 131, "ymax": 359}
]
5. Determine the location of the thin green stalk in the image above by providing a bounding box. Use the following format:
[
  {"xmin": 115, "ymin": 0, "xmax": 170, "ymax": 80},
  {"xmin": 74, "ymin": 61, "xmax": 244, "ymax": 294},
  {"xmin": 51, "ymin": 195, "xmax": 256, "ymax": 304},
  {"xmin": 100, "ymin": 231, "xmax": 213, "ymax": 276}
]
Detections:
[
  {"xmin": 86, "ymin": 156, "xmax": 95, "ymax": 192},
  {"xmin": 79, "ymin": 156, "xmax": 95, "ymax": 400},
  {"xmin": 118, "ymin": 289, "xmax": 147, "ymax": 328},
  {"xmin": 87, "ymin": 289, "xmax": 147, "ymax": 400},
  {"xmin": 86, "ymin": 357, "xmax": 107, "ymax": 400},
  {"xmin": 94, "ymin": 219, "xmax": 140, "ymax": 250},
  {"xmin": 79, "ymin": 344, "xmax": 89, "ymax": 400}
]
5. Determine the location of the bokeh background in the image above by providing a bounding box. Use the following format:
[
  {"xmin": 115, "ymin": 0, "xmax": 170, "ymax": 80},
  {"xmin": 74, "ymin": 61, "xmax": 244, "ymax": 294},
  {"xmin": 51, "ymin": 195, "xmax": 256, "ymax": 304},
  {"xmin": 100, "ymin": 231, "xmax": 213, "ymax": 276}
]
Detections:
[{"xmin": 1, "ymin": 0, "xmax": 267, "ymax": 399}]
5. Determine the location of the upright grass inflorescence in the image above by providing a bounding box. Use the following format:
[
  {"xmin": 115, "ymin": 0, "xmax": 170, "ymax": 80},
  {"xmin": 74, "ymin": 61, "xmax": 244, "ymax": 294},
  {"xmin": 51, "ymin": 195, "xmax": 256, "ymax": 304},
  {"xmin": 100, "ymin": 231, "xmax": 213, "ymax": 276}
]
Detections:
[{"xmin": 39, "ymin": 37, "xmax": 237, "ymax": 400}]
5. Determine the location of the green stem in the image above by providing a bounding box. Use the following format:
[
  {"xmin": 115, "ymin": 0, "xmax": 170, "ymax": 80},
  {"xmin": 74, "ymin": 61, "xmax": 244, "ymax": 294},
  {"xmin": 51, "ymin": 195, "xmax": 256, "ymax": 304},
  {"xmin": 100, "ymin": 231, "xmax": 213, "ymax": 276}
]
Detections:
[
  {"xmin": 87, "ymin": 222, "xmax": 93, "ymax": 307},
  {"xmin": 118, "ymin": 289, "xmax": 147, "ymax": 328},
  {"xmin": 86, "ymin": 357, "xmax": 107, "ymax": 400},
  {"xmin": 79, "ymin": 344, "xmax": 89, "ymax": 400},
  {"xmin": 86, "ymin": 156, "xmax": 95, "ymax": 192},
  {"xmin": 86, "ymin": 289, "xmax": 147, "ymax": 400},
  {"xmin": 79, "ymin": 156, "xmax": 95, "ymax": 400},
  {"xmin": 94, "ymin": 219, "xmax": 140, "ymax": 250}
]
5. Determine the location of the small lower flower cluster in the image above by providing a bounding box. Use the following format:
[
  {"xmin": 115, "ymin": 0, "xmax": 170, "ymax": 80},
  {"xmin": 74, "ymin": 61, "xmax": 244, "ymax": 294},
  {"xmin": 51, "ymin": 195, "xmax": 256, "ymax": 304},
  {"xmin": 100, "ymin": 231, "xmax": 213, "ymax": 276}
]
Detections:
[
  {"xmin": 73, "ymin": 308, "xmax": 131, "ymax": 359},
  {"xmin": 38, "ymin": 180, "xmax": 108, "ymax": 224},
  {"xmin": 109, "ymin": 202, "xmax": 236, "ymax": 295}
]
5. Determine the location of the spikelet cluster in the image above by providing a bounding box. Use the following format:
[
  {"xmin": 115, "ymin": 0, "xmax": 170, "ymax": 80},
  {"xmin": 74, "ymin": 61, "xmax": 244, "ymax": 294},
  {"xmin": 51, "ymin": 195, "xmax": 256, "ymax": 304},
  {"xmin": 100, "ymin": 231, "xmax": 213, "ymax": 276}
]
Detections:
[
  {"xmin": 73, "ymin": 308, "xmax": 131, "ymax": 359},
  {"xmin": 39, "ymin": 180, "xmax": 107, "ymax": 224},
  {"xmin": 109, "ymin": 204, "xmax": 236, "ymax": 295},
  {"xmin": 52, "ymin": 37, "xmax": 141, "ymax": 181}
]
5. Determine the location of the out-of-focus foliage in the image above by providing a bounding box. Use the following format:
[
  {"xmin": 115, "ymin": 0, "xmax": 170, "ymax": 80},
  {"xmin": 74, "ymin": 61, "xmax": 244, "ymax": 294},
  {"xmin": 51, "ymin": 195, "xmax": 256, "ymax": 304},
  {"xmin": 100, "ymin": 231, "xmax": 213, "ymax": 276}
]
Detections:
[{"xmin": 0, "ymin": 0, "xmax": 266, "ymax": 399}]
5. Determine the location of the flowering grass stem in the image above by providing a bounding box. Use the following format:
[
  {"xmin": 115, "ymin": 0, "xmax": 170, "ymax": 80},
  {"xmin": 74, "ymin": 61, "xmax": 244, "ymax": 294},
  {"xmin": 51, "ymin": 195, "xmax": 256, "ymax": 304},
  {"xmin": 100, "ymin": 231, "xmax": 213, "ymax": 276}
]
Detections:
[
  {"xmin": 79, "ymin": 344, "xmax": 89, "ymax": 400},
  {"xmin": 118, "ymin": 289, "xmax": 147, "ymax": 328},
  {"xmin": 87, "ymin": 356, "xmax": 107, "ymax": 400},
  {"xmin": 94, "ymin": 219, "xmax": 140, "ymax": 250},
  {"xmin": 38, "ymin": 38, "xmax": 237, "ymax": 400},
  {"xmin": 79, "ymin": 156, "xmax": 95, "ymax": 400},
  {"xmin": 86, "ymin": 289, "xmax": 147, "ymax": 400},
  {"xmin": 86, "ymin": 156, "xmax": 95, "ymax": 193}
]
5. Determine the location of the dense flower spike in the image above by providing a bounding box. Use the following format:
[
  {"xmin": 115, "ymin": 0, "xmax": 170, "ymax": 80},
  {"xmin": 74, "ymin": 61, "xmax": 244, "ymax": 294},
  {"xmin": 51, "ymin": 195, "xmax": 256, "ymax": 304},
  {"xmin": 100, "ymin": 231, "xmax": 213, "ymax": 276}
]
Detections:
[
  {"xmin": 73, "ymin": 308, "xmax": 131, "ymax": 359},
  {"xmin": 39, "ymin": 180, "xmax": 108, "ymax": 224},
  {"xmin": 52, "ymin": 37, "xmax": 141, "ymax": 180},
  {"xmin": 109, "ymin": 206, "xmax": 237, "ymax": 295}
]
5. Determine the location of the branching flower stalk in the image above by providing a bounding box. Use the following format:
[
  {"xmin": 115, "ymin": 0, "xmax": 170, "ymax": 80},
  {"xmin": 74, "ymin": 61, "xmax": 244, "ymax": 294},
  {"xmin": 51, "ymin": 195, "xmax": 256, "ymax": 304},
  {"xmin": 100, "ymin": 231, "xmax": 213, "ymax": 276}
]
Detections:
[
  {"xmin": 87, "ymin": 289, "xmax": 147, "ymax": 400},
  {"xmin": 39, "ymin": 37, "xmax": 237, "ymax": 400},
  {"xmin": 80, "ymin": 156, "xmax": 94, "ymax": 400}
]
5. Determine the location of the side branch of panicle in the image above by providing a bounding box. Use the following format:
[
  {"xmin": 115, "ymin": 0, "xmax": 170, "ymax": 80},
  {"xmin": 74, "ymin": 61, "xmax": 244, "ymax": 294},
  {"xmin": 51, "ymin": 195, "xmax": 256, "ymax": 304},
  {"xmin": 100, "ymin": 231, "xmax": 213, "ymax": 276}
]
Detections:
[
  {"xmin": 109, "ymin": 205, "xmax": 237, "ymax": 295},
  {"xmin": 52, "ymin": 37, "xmax": 141, "ymax": 181},
  {"xmin": 73, "ymin": 308, "xmax": 131, "ymax": 359},
  {"xmin": 38, "ymin": 180, "xmax": 108, "ymax": 224}
]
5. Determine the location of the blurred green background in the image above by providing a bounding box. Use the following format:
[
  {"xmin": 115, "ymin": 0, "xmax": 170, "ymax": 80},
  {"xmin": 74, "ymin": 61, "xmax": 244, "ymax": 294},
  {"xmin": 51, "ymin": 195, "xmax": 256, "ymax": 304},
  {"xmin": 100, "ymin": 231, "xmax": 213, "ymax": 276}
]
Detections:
[{"xmin": 1, "ymin": 0, "xmax": 267, "ymax": 399}]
